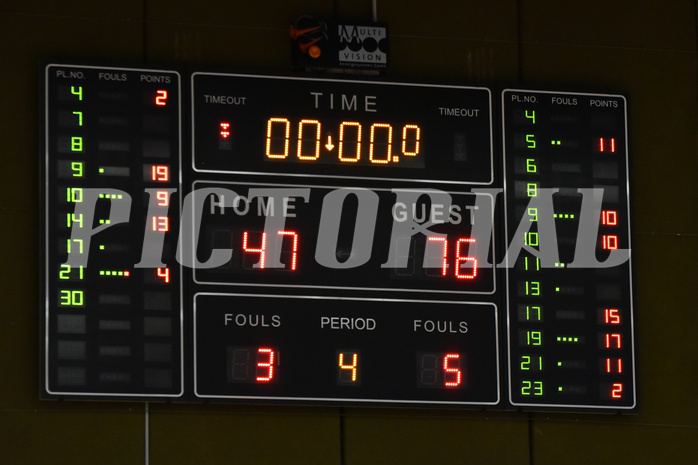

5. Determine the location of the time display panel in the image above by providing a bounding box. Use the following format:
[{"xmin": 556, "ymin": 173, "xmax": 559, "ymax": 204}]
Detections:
[
  {"xmin": 192, "ymin": 73, "xmax": 494, "ymax": 184},
  {"xmin": 42, "ymin": 64, "xmax": 636, "ymax": 412}
]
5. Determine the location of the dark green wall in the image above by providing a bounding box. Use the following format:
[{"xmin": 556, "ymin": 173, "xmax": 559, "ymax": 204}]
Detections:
[{"xmin": 1, "ymin": 1, "xmax": 696, "ymax": 463}]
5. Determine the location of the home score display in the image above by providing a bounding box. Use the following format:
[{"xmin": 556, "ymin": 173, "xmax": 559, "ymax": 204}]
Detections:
[{"xmin": 42, "ymin": 64, "xmax": 636, "ymax": 411}]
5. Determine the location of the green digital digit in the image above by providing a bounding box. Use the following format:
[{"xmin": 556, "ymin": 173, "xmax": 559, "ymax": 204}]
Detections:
[
  {"xmin": 521, "ymin": 356, "xmax": 531, "ymax": 370},
  {"xmin": 59, "ymin": 265, "xmax": 84, "ymax": 280},
  {"xmin": 72, "ymin": 290, "xmax": 83, "ymax": 306},
  {"xmin": 528, "ymin": 207, "xmax": 538, "ymax": 222},
  {"xmin": 66, "ymin": 238, "xmax": 84, "ymax": 254},
  {"xmin": 71, "ymin": 136, "xmax": 83, "ymax": 152},
  {"xmin": 70, "ymin": 86, "xmax": 83, "ymax": 101},
  {"xmin": 525, "ymin": 281, "xmax": 540, "ymax": 296},
  {"xmin": 527, "ymin": 182, "xmax": 538, "ymax": 198},
  {"xmin": 59, "ymin": 290, "xmax": 83, "ymax": 306},
  {"xmin": 527, "ymin": 331, "xmax": 543, "ymax": 346},
  {"xmin": 526, "ymin": 158, "xmax": 537, "ymax": 173},
  {"xmin": 524, "ymin": 232, "xmax": 539, "ymax": 247},
  {"xmin": 524, "ymin": 256, "xmax": 540, "ymax": 271},
  {"xmin": 59, "ymin": 265, "xmax": 70, "ymax": 280},
  {"xmin": 526, "ymin": 134, "xmax": 536, "ymax": 149},
  {"xmin": 525, "ymin": 110, "xmax": 535, "ymax": 124},
  {"xmin": 526, "ymin": 305, "xmax": 542, "ymax": 321},
  {"xmin": 520, "ymin": 356, "xmax": 544, "ymax": 371},
  {"xmin": 522, "ymin": 380, "xmax": 531, "ymax": 395},
  {"xmin": 71, "ymin": 162, "xmax": 83, "ymax": 177},
  {"xmin": 534, "ymin": 381, "xmax": 543, "ymax": 396},
  {"xmin": 72, "ymin": 111, "xmax": 83, "ymax": 126},
  {"xmin": 521, "ymin": 380, "xmax": 544, "ymax": 396},
  {"xmin": 66, "ymin": 213, "xmax": 83, "ymax": 228},
  {"xmin": 67, "ymin": 187, "xmax": 83, "ymax": 203}
]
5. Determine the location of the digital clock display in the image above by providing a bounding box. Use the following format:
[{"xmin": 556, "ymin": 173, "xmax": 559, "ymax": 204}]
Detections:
[
  {"xmin": 191, "ymin": 72, "xmax": 493, "ymax": 184},
  {"xmin": 42, "ymin": 64, "xmax": 636, "ymax": 411}
]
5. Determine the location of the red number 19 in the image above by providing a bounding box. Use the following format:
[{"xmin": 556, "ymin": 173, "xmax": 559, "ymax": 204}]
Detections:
[{"xmin": 151, "ymin": 165, "xmax": 169, "ymax": 182}]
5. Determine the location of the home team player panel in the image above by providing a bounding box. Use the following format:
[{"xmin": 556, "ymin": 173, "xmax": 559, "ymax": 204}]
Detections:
[
  {"xmin": 42, "ymin": 63, "xmax": 635, "ymax": 411},
  {"xmin": 42, "ymin": 64, "xmax": 183, "ymax": 397}
]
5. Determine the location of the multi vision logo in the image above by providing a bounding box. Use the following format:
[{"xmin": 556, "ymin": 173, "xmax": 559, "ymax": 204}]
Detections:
[{"xmin": 337, "ymin": 25, "xmax": 388, "ymax": 67}]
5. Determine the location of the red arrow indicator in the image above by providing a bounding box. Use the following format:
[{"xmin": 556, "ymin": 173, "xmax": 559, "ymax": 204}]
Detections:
[{"xmin": 220, "ymin": 122, "xmax": 231, "ymax": 139}]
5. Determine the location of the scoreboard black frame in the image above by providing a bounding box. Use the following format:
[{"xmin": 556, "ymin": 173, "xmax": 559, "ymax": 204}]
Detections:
[{"xmin": 41, "ymin": 63, "xmax": 637, "ymax": 411}]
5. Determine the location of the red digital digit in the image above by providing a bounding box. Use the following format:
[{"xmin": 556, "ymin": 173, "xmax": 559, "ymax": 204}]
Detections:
[
  {"xmin": 151, "ymin": 165, "xmax": 169, "ymax": 182},
  {"xmin": 157, "ymin": 267, "xmax": 170, "ymax": 283},
  {"xmin": 278, "ymin": 230, "xmax": 299, "ymax": 271},
  {"xmin": 443, "ymin": 353, "xmax": 462, "ymax": 387},
  {"xmin": 427, "ymin": 237, "xmax": 448, "ymax": 276},
  {"xmin": 601, "ymin": 210, "xmax": 618, "ymax": 225},
  {"xmin": 455, "ymin": 238, "xmax": 477, "ymax": 280},
  {"xmin": 155, "ymin": 90, "xmax": 168, "ymax": 106},
  {"xmin": 242, "ymin": 231, "xmax": 267, "ymax": 269},
  {"xmin": 611, "ymin": 383, "xmax": 623, "ymax": 399},
  {"xmin": 598, "ymin": 137, "xmax": 616, "ymax": 153},
  {"xmin": 156, "ymin": 190, "xmax": 169, "ymax": 207},
  {"xmin": 602, "ymin": 235, "xmax": 618, "ymax": 250},
  {"xmin": 605, "ymin": 333, "xmax": 622, "ymax": 349},
  {"xmin": 256, "ymin": 348, "xmax": 275, "ymax": 382},
  {"xmin": 151, "ymin": 216, "xmax": 169, "ymax": 232},
  {"xmin": 605, "ymin": 358, "xmax": 623, "ymax": 373},
  {"xmin": 604, "ymin": 308, "xmax": 621, "ymax": 325}
]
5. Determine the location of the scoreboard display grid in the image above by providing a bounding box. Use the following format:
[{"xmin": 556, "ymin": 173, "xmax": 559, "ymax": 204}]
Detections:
[{"xmin": 41, "ymin": 63, "xmax": 636, "ymax": 411}]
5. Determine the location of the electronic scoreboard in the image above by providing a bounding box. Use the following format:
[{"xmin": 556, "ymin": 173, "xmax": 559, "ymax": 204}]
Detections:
[{"xmin": 42, "ymin": 64, "xmax": 636, "ymax": 410}]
